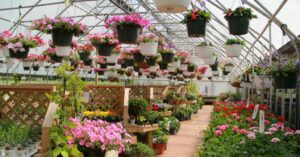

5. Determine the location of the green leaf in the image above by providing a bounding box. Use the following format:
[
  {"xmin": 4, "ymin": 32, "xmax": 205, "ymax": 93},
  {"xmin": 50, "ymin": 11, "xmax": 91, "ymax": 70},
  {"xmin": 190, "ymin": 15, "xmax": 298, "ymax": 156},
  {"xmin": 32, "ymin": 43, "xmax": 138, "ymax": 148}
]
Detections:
[{"xmin": 61, "ymin": 150, "xmax": 69, "ymax": 157}]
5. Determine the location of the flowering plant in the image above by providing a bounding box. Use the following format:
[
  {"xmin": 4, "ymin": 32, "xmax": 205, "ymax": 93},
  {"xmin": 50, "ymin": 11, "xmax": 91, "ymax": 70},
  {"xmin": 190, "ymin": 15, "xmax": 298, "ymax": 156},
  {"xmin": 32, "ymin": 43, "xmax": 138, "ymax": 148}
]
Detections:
[
  {"xmin": 158, "ymin": 47, "xmax": 175, "ymax": 54},
  {"xmin": 225, "ymin": 7, "xmax": 257, "ymax": 20},
  {"xmin": 121, "ymin": 49, "xmax": 135, "ymax": 59},
  {"xmin": 77, "ymin": 44, "xmax": 94, "ymax": 54},
  {"xmin": 96, "ymin": 56, "xmax": 106, "ymax": 64},
  {"xmin": 181, "ymin": 9, "xmax": 211, "ymax": 23},
  {"xmin": 88, "ymin": 33, "xmax": 119, "ymax": 46},
  {"xmin": 112, "ymin": 46, "xmax": 121, "ymax": 55},
  {"xmin": 177, "ymin": 51, "xmax": 190, "ymax": 62},
  {"xmin": 8, "ymin": 33, "xmax": 45, "ymax": 52},
  {"xmin": 138, "ymin": 33, "xmax": 159, "ymax": 43},
  {"xmin": 22, "ymin": 54, "xmax": 39, "ymax": 62},
  {"xmin": 197, "ymin": 66, "xmax": 207, "ymax": 74},
  {"xmin": 0, "ymin": 30, "xmax": 12, "ymax": 47},
  {"xmin": 31, "ymin": 16, "xmax": 88, "ymax": 36},
  {"xmin": 105, "ymin": 14, "xmax": 151, "ymax": 30},
  {"xmin": 43, "ymin": 47, "xmax": 56, "ymax": 57},
  {"xmin": 66, "ymin": 118, "xmax": 131, "ymax": 152}
]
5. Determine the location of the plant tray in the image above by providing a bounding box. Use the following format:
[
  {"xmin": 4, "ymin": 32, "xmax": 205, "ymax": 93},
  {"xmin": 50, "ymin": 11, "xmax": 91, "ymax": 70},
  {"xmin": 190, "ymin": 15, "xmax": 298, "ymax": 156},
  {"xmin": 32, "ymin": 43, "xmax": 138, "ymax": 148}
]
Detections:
[{"xmin": 125, "ymin": 124, "xmax": 158, "ymax": 133}]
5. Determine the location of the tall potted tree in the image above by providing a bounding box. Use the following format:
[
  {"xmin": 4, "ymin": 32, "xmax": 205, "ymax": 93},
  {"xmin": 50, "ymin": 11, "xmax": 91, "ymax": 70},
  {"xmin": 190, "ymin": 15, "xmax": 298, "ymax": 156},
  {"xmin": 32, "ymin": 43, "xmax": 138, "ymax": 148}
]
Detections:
[
  {"xmin": 224, "ymin": 7, "xmax": 257, "ymax": 35},
  {"xmin": 224, "ymin": 38, "xmax": 245, "ymax": 58},
  {"xmin": 138, "ymin": 33, "xmax": 159, "ymax": 56},
  {"xmin": 88, "ymin": 33, "xmax": 119, "ymax": 56},
  {"xmin": 105, "ymin": 14, "xmax": 150, "ymax": 44},
  {"xmin": 182, "ymin": 9, "xmax": 211, "ymax": 37}
]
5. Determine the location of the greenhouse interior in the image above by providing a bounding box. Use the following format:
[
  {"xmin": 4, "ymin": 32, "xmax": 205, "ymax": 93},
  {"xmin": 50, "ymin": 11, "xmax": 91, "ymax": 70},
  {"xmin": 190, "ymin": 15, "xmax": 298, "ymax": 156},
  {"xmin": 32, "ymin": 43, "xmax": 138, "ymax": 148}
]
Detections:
[{"xmin": 0, "ymin": 0, "xmax": 300, "ymax": 157}]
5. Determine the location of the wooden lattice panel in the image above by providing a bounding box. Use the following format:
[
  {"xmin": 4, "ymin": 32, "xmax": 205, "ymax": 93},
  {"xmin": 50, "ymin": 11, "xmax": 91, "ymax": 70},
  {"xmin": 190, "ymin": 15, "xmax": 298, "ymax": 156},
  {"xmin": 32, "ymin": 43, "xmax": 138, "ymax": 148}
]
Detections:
[
  {"xmin": 152, "ymin": 85, "xmax": 167, "ymax": 98},
  {"xmin": 0, "ymin": 84, "xmax": 54, "ymax": 127},
  {"xmin": 85, "ymin": 85, "xmax": 125, "ymax": 114},
  {"xmin": 126, "ymin": 86, "xmax": 150, "ymax": 100}
]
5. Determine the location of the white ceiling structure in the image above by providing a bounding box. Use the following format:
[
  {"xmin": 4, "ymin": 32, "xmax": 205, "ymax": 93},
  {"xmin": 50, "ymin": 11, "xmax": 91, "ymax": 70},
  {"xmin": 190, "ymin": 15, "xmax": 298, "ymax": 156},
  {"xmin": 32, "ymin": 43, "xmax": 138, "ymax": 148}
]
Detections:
[{"xmin": 0, "ymin": 0, "xmax": 299, "ymax": 76}]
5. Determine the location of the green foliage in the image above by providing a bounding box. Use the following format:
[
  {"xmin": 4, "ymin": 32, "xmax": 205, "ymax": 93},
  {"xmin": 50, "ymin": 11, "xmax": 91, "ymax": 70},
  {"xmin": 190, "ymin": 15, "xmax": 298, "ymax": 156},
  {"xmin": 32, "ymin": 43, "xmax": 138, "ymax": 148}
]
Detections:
[
  {"xmin": 136, "ymin": 142, "xmax": 155, "ymax": 157},
  {"xmin": 182, "ymin": 9, "xmax": 212, "ymax": 23},
  {"xmin": 266, "ymin": 59, "xmax": 300, "ymax": 77},
  {"xmin": 187, "ymin": 82, "xmax": 199, "ymax": 97},
  {"xmin": 143, "ymin": 111, "xmax": 162, "ymax": 125},
  {"xmin": 225, "ymin": 38, "xmax": 245, "ymax": 46},
  {"xmin": 197, "ymin": 42, "xmax": 213, "ymax": 47},
  {"xmin": 159, "ymin": 116, "xmax": 181, "ymax": 135},
  {"xmin": 128, "ymin": 98, "xmax": 149, "ymax": 119},
  {"xmin": 153, "ymin": 129, "xmax": 168, "ymax": 144},
  {"xmin": 225, "ymin": 7, "xmax": 257, "ymax": 20}
]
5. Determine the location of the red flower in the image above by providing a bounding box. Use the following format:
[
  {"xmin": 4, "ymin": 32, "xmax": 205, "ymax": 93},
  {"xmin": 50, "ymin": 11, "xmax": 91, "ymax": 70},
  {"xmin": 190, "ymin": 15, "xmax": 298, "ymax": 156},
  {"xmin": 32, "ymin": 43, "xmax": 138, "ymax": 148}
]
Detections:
[
  {"xmin": 277, "ymin": 116, "xmax": 285, "ymax": 122},
  {"xmin": 222, "ymin": 113, "xmax": 227, "ymax": 118}
]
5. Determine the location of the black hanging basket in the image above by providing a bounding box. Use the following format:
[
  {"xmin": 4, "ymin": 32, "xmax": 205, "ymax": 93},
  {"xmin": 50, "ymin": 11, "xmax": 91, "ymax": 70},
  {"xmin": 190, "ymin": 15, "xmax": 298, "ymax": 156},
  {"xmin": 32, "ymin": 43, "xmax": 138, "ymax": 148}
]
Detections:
[
  {"xmin": 9, "ymin": 46, "xmax": 30, "ymax": 59},
  {"xmin": 227, "ymin": 16, "xmax": 250, "ymax": 35},
  {"xmin": 52, "ymin": 28, "xmax": 73, "ymax": 46},
  {"xmin": 134, "ymin": 66, "xmax": 140, "ymax": 72},
  {"xmin": 50, "ymin": 54, "xmax": 63, "ymax": 63},
  {"xmin": 97, "ymin": 70, "xmax": 105, "ymax": 75},
  {"xmin": 125, "ymin": 58, "xmax": 134, "ymax": 67},
  {"xmin": 161, "ymin": 53, "xmax": 174, "ymax": 63},
  {"xmin": 96, "ymin": 44, "xmax": 116, "ymax": 56},
  {"xmin": 146, "ymin": 57, "xmax": 157, "ymax": 66},
  {"xmin": 23, "ymin": 67, "xmax": 30, "ymax": 71},
  {"xmin": 83, "ymin": 59, "xmax": 93, "ymax": 66},
  {"xmin": 274, "ymin": 73, "xmax": 298, "ymax": 89},
  {"xmin": 116, "ymin": 23, "xmax": 140, "ymax": 44},
  {"xmin": 186, "ymin": 17, "xmax": 207, "ymax": 37},
  {"xmin": 32, "ymin": 65, "xmax": 40, "ymax": 71},
  {"xmin": 187, "ymin": 65, "xmax": 196, "ymax": 72},
  {"xmin": 79, "ymin": 52, "xmax": 90, "ymax": 61},
  {"xmin": 121, "ymin": 63, "xmax": 127, "ymax": 68},
  {"xmin": 133, "ymin": 53, "xmax": 145, "ymax": 63},
  {"xmin": 100, "ymin": 63, "xmax": 107, "ymax": 69},
  {"xmin": 158, "ymin": 62, "xmax": 168, "ymax": 70}
]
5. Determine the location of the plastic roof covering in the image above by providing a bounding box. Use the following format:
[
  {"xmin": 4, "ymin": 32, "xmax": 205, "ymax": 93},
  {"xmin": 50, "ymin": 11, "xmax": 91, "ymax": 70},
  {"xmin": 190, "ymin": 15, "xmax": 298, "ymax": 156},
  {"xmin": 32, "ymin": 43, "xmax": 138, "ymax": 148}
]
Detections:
[{"xmin": 0, "ymin": 0, "xmax": 299, "ymax": 77}]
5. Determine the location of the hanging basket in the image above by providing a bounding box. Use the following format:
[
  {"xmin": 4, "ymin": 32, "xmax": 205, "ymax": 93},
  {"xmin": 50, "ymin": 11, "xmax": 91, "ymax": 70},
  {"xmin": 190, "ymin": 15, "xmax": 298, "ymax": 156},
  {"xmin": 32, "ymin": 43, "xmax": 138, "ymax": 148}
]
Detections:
[
  {"xmin": 154, "ymin": 0, "xmax": 191, "ymax": 13},
  {"xmin": 212, "ymin": 71, "xmax": 219, "ymax": 76},
  {"xmin": 158, "ymin": 62, "xmax": 168, "ymax": 70},
  {"xmin": 84, "ymin": 59, "xmax": 93, "ymax": 66},
  {"xmin": 97, "ymin": 44, "xmax": 116, "ymax": 56},
  {"xmin": 186, "ymin": 18, "xmax": 207, "ymax": 37},
  {"xmin": 6, "ymin": 58, "xmax": 15, "ymax": 68},
  {"xmin": 161, "ymin": 52, "xmax": 174, "ymax": 63},
  {"xmin": 9, "ymin": 46, "xmax": 30, "ymax": 59},
  {"xmin": 224, "ymin": 65, "xmax": 234, "ymax": 72},
  {"xmin": 202, "ymin": 56, "xmax": 216, "ymax": 65},
  {"xmin": 23, "ymin": 61, "xmax": 32, "ymax": 68},
  {"xmin": 52, "ymin": 28, "xmax": 73, "ymax": 46},
  {"xmin": 139, "ymin": 42, "xmax": 158, "ymax": 56},
  {"xmin": 116, "ymin": 23, "xmax": 140, "ymax": 44},
  {"xmin": 125, "ymin": 58, "xmax": 134, "ymax": 67},
  {"xmin": 0, "ymin": 47, "xmax": 9, "ymax": 57},
  {"xmin": 55, "ymin": 46, "xmax": 71, "ymax": 57},
  {"xmin": 106, "ymin": 54, "xmax": 118, "ymax": 64},
  {"xmin": 105, "ymin": 150, "xmax": 118, "ymax": 157},
  {"xmin": 32, "ymin": 65, "xmax": 40, "ymax": 71},
  {"xmin": 37, "ymin": 61, "xmax": 45, "ymax": 67},
  {"xmin": 146, "ymin": 57, "xmax": 157, "ymax": 66},
  {"xmin": 133, "ymin": 53, "xmax": 145, "ymax": 63},
  {"xmin": 23, "ymin": 66, "xmax": 30, "ymax": 71},
  {"xmin": 187, "ymin": 65, "xmax": 196, "ymax": 72},
  {"xmin": 224, "ymin": 44, "xmax": 243, "ymax": 58},
  {"xmin": 50, "ymin": 54, "xmax": 63, "ymax": 63},
  {"xmin": 79, "ymin": 52, "xmax": 90, "ymax": 61},
  {"xmin": 171, "ymin": 60, "xmax": 181, "ymax": 67},
  {"xmin": 227, "ymin": 16, "xmax": 250, "ymax": 35},
  {"xmin": 274, "ymin": 73, "xmax": 298, "ymax": 89},
  {"xmin": 196, "ymin": 46, "xmax": 215, "ymax": 58},
  {"xmin": 254, "ymin": 75, "xmax": 272, "ymax": 89},
  {"xmin": 179, "ymin": 64, "xmax": 187, "ymax": 71}
]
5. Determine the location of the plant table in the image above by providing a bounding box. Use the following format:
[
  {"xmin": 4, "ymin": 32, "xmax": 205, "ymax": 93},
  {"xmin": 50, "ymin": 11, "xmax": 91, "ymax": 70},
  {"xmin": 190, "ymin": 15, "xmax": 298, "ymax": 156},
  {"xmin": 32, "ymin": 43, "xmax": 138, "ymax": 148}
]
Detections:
[{"xmin": 125, "ymin": 124, "xmax": 158, "ymax": 147}]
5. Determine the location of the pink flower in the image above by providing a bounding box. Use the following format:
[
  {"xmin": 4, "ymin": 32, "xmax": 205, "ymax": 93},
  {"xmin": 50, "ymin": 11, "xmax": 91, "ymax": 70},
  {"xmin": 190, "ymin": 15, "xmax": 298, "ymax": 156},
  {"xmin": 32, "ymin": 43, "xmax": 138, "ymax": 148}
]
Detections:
[
  {"xmin": 284, "ymin": 132, "xmax": 294, "ymax": 136},
  {"xmin": 295, "ymin": 130, "xmax": 300, "ymax": 135},
  {"xmin": 264, "ymin": 120, "xmax": 270, "ymax": 124},
  {"xmin": 268, "ymin": 127, "xmax": 278, "ymax": 133},
  {"xmin": 264, "ymin": 132, "xmax": 273, "ymax": 135},
  {"xmin": 271, "ymin": 137, "xmax": 280, "ymax": 143},
  {"xmin": 217, "ymin": 124, "xmax": 229, "ymax": 131},
  {"xmin": 246, "ymin": 117, "xmax": 252, "ymax": 123},
  {"xmin": 232, "ymin": 126, "xmax": 239, "ymax": 132},
  {"xmin": 247, "ymin": 132, "xmax": 256, "ymax": 140},
  {"xmin": 235, "ymin": 116, "xmax": 240, "ymax": 120},
  {"xmin": 239, "ymin": 129, "xmax": 248, "ymax": 134},
  {"xmin": 215, "ymin": 130, "xmax": 222, "ymax": 136}
]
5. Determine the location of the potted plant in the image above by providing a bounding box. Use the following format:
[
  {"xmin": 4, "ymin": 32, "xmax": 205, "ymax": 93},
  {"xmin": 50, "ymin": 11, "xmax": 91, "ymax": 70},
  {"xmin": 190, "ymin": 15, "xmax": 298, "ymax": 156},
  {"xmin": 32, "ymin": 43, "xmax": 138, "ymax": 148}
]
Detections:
[
  {"xmin": 120, "ymin": 143, "xmax": 154, "ymax": 157},
  {"xmin": 138, "ymin": 33, "xmax": 159, "ymax": 56},
  {"xmin": 0, "ymin": 30, "xmax": 12, "ymax": 57},
  {"xmin": 224, "ymin": 38, "xmax": 245, "ymax": 57},
  {"xmin": 32, "ymin": 16, "xmax": 87, "ymax": 46},
  {"xmin": 77, "ymin": 43, "xmax": 94, "ymax": 61},
  {"xmin": 196, "ymin": 42, "xmax": 215, "ymax": 58},
  {"xmin": 182, "ymin": 9, "xmax": 211, "ymax": 37},
  {"xmin": 224, "ymin": 62, "xmax": 234, "ymax": 72},
  {"xmin": 106, "ymin": 46, "xmax": 121, "ymax": 65},
  {"xmin": 96, "ymin": 56, "xmax": 107, "ymax": 69},
  {"xmin": 144, "ymin": 111, "xmax": 161, "ymax": 125},
  {"xmin": 146, "ymin": 55, "xmax": 159, "ymax": 66},
  {"xmin": 153, "ymin": 0, "xmax": 191, "ymax": 13},
  {"xmin": 67, "ymin": 53, "xmax": 81, "ymax": 71},
  {"xmin": 132, "ymin": 48, "xmax": 145, "ymax": 63},
  {"xmin": 153, "ymin": 129, "xmax": 168, "ymax": 155},
  {"xmin": 158, "ymin": 61, "xmax": 168, "ymax": 70},
  {"xmin": 105, "ymin": 14, "xmax": 150, "ymax": 44},
  {"xmin": 95, "ymin": 68, "xmax": 106, "ymax": 75},
  {"xmin": 266, "ymin": 55, "xmax": 299, "ymax": 89},
  {"xmin": 231, "ymin": 77, "xmax": 241, "ymax": 88},
  {"xmin": 43, "ymin": 47, "xmax": 63, "ymax": 63},
  {"xmin": 36, "ymin": 54, "xmax": 48, "ymax": 67},
  {"xmin": 224, "ymin": 7, "xmax": 257, "ymax": 35},
  {"xmin": 210, "ymin": 58, "xmax": 218, "ymax": 71},
  {"xmin": 159, "ymin": 47, "xmax": 175, "ymax": 63},
  {"xmin": 8, "ymin": 33, "xmax": 44, "ymax": 59},
  {"xmin": 88, "ymin": 33, "xmax": 119, "ymax": 56},
  {"xmin": 122, "ymin": 49, "xmax": 135, "ymax": 67},
  {"xmin": 187, "ymin": 62, "xmax": 196, "ymax": 72},
  {"xmin": 128, "ymin": 98, "xmax": 149, "ymax": 123}
]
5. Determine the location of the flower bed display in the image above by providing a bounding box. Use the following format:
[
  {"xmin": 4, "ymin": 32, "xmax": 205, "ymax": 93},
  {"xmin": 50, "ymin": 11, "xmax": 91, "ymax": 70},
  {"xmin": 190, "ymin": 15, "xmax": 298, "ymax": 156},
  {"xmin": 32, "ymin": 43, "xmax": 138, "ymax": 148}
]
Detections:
[{"xmin": 198, "ymin": 101, "xmax": 300, "ymax": 157}]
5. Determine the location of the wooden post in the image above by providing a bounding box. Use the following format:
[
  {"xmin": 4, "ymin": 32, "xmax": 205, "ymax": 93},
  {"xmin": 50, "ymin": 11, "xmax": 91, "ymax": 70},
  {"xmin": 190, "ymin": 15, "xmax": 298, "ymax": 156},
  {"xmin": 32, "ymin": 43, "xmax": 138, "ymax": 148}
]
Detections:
[{"xmin": 123, "ymin": 88, "xmax": 130, "ymax": 126}]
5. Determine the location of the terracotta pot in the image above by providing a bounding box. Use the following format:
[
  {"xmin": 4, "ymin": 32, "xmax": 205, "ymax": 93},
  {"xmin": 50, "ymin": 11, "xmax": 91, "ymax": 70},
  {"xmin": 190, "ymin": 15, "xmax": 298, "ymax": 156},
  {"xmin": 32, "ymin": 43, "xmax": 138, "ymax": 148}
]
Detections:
[{"xmin": 153, "ymin": 143, "xmax": 166, "ymax": 155}]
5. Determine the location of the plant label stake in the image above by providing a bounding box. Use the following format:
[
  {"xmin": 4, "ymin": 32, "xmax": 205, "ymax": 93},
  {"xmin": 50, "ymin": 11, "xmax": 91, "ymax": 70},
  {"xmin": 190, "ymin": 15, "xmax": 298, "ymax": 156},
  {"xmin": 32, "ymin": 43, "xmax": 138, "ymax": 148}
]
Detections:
[
  {"xmin": 252, "ymin": 104, "xmax": 259, "ymax": 119},
  {"xmin": 83, "ymin": 92, "xmax": 90, "ymax": 103},
  {"xmin": 259, "ymin": 110, "xmax": 265, "ymax": 133},
  {"xmin": 246, "ymin": 96, "xmax": 250, "ymax": 108}
]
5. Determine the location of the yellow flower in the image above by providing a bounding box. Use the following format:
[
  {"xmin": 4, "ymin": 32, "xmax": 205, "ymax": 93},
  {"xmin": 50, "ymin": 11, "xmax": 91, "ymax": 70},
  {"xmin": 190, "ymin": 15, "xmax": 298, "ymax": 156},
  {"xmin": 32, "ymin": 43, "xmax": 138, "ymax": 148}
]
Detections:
[
  {"xmin": 95, "ymin": 110, "xmax": 110, "ymax": 117},
  {"xmin": 83, "ymin": 111, "xmax": 94, "ymax": 117}
]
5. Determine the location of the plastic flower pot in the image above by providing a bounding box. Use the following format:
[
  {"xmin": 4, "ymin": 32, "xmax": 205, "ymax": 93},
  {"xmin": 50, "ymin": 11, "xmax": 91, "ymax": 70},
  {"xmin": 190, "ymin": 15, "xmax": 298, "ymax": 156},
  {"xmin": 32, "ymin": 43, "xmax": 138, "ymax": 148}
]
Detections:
[
  {"xmin": 100, "ymin": 63, "xmax": 107, "ymax": 69},
  {"xmin": 106, "ymin": 54, "xmax": 118, "ymax": 64},
  {"xmin": 134, "ymin": 66, "xmax": 140, "ymax": 72},
  {"xmin": 84, "ymin": 59, "xmax": 93, "ymax": 66},
  {"xmin": 37, "ymin": 61, "xmax": 45, "ymax": 67},
  {"xmin": 23, "ymin": 66, "xmax": 30, "ymax": 71},
  {"xmin": 227, "ymin": 16, "xmax": 250, "ymax": 35},
  {"xmin": 105, "ymin": 150, "xmax": 118, "ymax": 157},
  {"xmin": 121, "ymin": 63, "xmax": 127, "ymax": 68},
  {"xmin": 153, "ymin": 143, "xmax": 166, "ymax": 155},
  {"xmin": 79, "ymin": 52, "xmax": 90, "ymax": 61},
  {"xmin": 82, "ymin": 149, "xmax": 105, "ymax": 157},
  {"xmin": 139, "ymin": 42, "xmax": 158, "ymax": 56},
  {"xmin": 171, "ymin": 60, "xmax": 181, "ymax": 67},
  {"xmin": 0, "ymin": 47, "xmax": 9, "ymax": 57},
  {"xmin": 224, "ymin": 65, "xmax": 234, "ymax": 72},
  {"xmin": 97, "ymin": 44, "xmax": 116, "ymax": 56},
  {"xmin": 274, "ymin": 73, "xmax": 298, "ymax": 89},
  {"xmin": 9, "ymin": 46, "xmax": 30, "ymax": 59},
  {"xmin": 32, "ymin": 65, "xmax": 40, "ymax": 71},
  {"xmin": 97, "ymin": 70, "xmax": 105, "ymax": 75},
  {"xmin": 161, "ymin": 52, "xmax": 174, "ymax": 63},
  {"xmin": 146, "ymin": 57, "xmax": 157, "ymax": 66},
  {"xmin": 23, "ymin": 61, "xmax": 32, "ymax": 68},
  {"xmin": 186, "ymin": 17, "xmax": 207, "ymax": 37},
  {"xmin": 125, "ymin": 58, "xmax": 134, "ymax": 67},
  {"xmin": 187, "ymin": 65, "xmax": 196, "ymax": 72},
  {"xmin": 154, "ymin": 0, "xmax": 191, "ymax": 13},
  {"xmin": 52, "ymin": 28, "xmax": 73, "ymax": 46},
  {"xmin": 117, "ymin": 23, "xmax": 140, "ymax": 44},
  {"xmin": 6, "ymin": 58, "xmax": 15, "ymax": 68},
  {"xmin": 158, "ymin": 62, "xmax": 168, "ymax": 70},
  {"xmin": 179, "ymin": 64, "xmax": 187, "ymax": 71},
  {"xmin": 202, "ymin": 56, "xmax": 216, "ymax": 65},
  {"xmin": 212, "ymin": 71, "xmax": 219, "ymax": 76},
  {"xmin": 55, "ymin": 46, "xmax": 71, "ymax": 57},
  {"xmin": 133, "ymin": 53, "xmax": 145, "ymax": 63},
  {"xmin": 196, "ymin": 46, "xmax": 214, "ymax": 58},
  {"xmin": 224, "ymin": 44, "xmax": 243, "ymax": 58},
  {"xmin": 253, "ymin": 75, "xmax": 272, "ymax": 89},
  {"xmin": 50, "ymin": 54, "xmax": 63, "ymax": 63}
]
